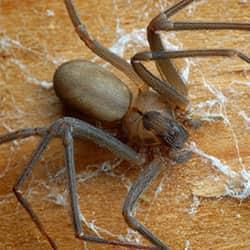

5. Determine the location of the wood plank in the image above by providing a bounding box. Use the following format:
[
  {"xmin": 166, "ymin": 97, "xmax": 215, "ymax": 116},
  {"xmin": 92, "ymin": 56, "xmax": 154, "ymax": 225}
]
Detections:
[{"xmin": 0, "ymin": 1, "xmax": 249, "ymax": 249}]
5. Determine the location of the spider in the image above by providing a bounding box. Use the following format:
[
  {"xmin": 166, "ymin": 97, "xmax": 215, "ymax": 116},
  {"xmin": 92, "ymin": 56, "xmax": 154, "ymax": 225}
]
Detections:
[{"xmin": 0, "ymin": 0, "xmax": 249, "ymax": 249}]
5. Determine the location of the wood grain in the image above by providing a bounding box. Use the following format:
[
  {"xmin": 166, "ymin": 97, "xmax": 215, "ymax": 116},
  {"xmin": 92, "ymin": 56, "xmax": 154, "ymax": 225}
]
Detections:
[{"xmin": 0, "ymin": 1, "xmax": 249, "ymax": 249}]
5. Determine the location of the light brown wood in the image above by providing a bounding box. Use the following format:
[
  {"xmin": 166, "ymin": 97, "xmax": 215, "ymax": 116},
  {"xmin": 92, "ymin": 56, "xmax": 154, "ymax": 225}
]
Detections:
[{"xmin": 0, "ymin": 1, "xmax": 249, "ymax": 250}]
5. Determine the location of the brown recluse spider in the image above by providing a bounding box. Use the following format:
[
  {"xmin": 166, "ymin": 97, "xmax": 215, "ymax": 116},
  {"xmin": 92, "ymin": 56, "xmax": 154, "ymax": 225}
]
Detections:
[{"xmin": 0, "ymin": 0, "xmax": 249, "ymax": 249}]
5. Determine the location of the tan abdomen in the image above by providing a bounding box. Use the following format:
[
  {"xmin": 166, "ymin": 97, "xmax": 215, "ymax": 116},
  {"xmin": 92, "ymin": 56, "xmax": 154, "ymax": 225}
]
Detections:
[{"xmin": 53, "ymin": 60, "xmax": 131, "ymax": 122}]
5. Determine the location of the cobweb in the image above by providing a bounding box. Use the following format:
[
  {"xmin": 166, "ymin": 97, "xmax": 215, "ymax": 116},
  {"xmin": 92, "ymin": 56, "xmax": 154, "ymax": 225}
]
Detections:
[{"xmin": 0, "ymin": 0, "xmax": 249, "ymax": 249}]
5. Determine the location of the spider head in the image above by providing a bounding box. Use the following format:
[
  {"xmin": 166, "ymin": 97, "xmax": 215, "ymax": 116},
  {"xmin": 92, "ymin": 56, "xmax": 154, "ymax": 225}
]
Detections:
[{"xmin": 142, "ymin": 111, "xmax": 189, "ymax": 150}]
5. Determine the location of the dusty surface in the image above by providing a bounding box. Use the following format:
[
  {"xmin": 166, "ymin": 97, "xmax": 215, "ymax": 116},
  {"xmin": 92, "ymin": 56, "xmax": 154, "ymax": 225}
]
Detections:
[{"xmin": 0, "ymin": 0, "xmax": 250, "ymax": 250}]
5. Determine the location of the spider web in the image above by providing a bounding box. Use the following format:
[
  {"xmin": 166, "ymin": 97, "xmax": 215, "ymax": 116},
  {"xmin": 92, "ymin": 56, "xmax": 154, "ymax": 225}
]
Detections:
[{"xmin": 0, "ymin": 0, "xmax": 249, "ymax": 249}]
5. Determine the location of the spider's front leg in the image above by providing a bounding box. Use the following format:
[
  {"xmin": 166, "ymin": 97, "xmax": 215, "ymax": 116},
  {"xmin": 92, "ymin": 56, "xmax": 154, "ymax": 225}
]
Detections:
[
  {"xmin": 1, "ymin": 117, "xmax": 162, "ymax": 250},
  {"xmin": 131, "ymin": 49, "xmax": 250, "ymax": 110},
  {"xmin": 146, "ymin": 0, "xmax": 250, "ymax": 109}
]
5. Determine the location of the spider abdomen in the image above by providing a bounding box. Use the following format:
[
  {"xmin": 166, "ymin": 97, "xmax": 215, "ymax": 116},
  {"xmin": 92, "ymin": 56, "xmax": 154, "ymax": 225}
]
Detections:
[{"xmin": 53, "ymin": 59, "xmax": 132, "ymax": 122}]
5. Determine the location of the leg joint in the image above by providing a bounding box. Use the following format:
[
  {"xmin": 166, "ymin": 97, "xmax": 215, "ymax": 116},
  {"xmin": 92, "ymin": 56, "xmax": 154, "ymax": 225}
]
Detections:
[{"xmin": 122, "ymin": 208, "xmax": 140, "ymax": 230}]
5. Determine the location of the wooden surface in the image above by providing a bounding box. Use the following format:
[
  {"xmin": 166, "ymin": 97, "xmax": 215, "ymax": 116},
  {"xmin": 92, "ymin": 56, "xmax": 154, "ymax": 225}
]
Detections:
[{"xmin": 0, "ymin": 0, "xmax": 250, "ymax": 249}]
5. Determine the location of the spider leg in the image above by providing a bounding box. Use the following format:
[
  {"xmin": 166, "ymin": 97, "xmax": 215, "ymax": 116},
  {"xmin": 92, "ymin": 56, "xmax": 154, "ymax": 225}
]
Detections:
[
  {"xmin": 131, "ymin": 49, "xmax": 250, "ymax": 108},
  {"xmin": 5, "ymin": 117, "xmax": 157, "ymax": 249},
  {"xmin": 123, "ymin": 159, "xmax": 169, "ymax": 250},
  {"xmin": 13, "ymin": 130, "xmax": 56, "ymax": 248},
  {"xmin": 147, "ymin": 0, "xmax": 194, "ymax": 97},
  {"xmin": 63, "ymin": 0, "xmax": 142, "ymax": 85},
  {"xmin": 0, "ymin": 127, "xmax": 47, "ymax": 144},
  {"xmin": 63, "ymin": 123, "xmax": 157, "ymax": 250},
  {"xmin": 68, "ymin": 117, "xmax": 144, "ymax": 165},
  {"xmin": 0, "ymin": 118, "xmax": 143, "ymax": 165},
  {"xmin": 147, "ymin": 0, "xmax": 250, "ymax": 101}
]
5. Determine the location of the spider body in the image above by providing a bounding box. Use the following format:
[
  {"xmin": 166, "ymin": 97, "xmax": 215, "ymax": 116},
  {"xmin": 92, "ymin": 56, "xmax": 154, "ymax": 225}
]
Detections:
[
  {"xmin": 53, "ymin": 59, "xmax": 188, "ymax": 148},
  {"xmin": 0, "ymin": 0, "xmax": 249, "ymax": 250}
]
